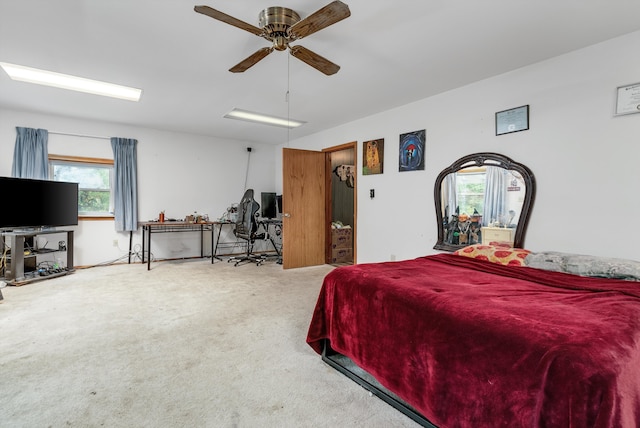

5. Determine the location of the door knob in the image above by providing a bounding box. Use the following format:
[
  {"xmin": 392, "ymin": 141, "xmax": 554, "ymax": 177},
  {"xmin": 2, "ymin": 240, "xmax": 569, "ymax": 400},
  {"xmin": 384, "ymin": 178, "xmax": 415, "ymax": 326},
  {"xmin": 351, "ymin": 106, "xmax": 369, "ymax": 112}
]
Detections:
[{"xmin": 283, "ymin": 213, "xmax": 291, "ymax": 218}]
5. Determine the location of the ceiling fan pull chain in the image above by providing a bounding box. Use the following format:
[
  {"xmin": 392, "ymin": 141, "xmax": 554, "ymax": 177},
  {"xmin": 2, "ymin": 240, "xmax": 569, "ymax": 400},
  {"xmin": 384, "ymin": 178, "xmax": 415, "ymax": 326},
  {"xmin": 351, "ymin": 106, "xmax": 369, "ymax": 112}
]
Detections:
[{"xmin": 286, "ymin": 55, "xmax": 291, "ymax": 145}]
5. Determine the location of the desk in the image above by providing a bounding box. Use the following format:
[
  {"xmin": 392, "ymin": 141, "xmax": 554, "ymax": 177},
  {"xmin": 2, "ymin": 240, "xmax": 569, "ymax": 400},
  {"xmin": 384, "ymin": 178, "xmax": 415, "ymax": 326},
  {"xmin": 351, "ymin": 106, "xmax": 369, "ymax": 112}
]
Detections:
[
  {"xmin": 212, "ymin": 220, "xmax": 282, "ymax": 262},
  {"xmin": 258, "ymin": 219, "xmax": 283, "ymax": 264},
  {"xmin": 140, "ymin": 222, "xmax": 216, "ymax": 270},
  {"xmin": 212, "ymin": 221, "xmax": 236, "ymax": 259}
]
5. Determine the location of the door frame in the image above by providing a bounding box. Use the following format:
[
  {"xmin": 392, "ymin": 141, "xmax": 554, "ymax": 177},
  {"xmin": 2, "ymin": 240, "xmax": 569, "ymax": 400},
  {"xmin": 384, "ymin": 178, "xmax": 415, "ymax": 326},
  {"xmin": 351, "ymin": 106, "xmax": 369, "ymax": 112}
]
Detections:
[{"xmin": 323, "ymin": 141, "xmax": 357, "ymax": 264}]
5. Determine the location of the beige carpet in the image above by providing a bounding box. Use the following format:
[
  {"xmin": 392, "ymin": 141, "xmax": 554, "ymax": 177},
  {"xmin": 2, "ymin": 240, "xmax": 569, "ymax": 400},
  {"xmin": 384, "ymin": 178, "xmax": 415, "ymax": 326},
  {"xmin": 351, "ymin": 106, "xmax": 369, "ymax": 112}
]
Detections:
[{"xmin": 0, "ymin": 259, "xmax": 421, "ymax": 428}]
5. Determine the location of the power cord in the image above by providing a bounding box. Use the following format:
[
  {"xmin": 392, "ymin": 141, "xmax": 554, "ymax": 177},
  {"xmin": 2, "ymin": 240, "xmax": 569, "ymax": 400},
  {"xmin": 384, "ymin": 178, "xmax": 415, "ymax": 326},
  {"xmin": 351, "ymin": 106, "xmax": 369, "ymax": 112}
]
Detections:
[
  {"xmin": 0, "ymin": 241, "xmax": 8, "ymax": 277},
  {"xmin": 81, "ymin": 243, "xmax": 153, "ymax": 269},
  {"xmin": 244, "ymin": 147, "xmax": 252, "ymax": 192},
  {"xmin": 128, "ymin": 243, "xmax": 151, "ymax": 263}
]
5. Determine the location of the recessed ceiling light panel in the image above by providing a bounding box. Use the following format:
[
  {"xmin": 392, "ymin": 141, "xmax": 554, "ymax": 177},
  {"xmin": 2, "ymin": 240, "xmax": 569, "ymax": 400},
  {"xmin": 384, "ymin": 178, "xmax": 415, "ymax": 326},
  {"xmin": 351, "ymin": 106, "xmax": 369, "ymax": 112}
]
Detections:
[
  {"xmin": 0, "ymin": 62, "xmax": 142, "ymax": 101},
  {"xmin": 224, "ymin": 108, "xmax": 306, "ymax": 129}
]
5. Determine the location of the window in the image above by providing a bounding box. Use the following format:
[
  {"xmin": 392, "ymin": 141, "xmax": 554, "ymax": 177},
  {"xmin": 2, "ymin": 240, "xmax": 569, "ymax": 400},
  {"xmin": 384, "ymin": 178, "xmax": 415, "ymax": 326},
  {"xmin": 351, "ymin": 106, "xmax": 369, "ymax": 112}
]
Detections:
[
  {"xmin": 49, "ymin": 155, "xmax": 114, "ymax": 217},
  {"xmin": 456, "ymin": 168, "xmax": 486, "ymax": 216}
]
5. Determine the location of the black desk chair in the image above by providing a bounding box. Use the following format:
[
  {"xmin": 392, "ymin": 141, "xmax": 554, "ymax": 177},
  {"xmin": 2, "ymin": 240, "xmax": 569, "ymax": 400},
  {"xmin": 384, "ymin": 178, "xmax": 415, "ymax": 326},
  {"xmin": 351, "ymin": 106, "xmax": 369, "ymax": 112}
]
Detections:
[{"xmin": 228, "ymin": 189, "xmax": 265, "ymax": 266}]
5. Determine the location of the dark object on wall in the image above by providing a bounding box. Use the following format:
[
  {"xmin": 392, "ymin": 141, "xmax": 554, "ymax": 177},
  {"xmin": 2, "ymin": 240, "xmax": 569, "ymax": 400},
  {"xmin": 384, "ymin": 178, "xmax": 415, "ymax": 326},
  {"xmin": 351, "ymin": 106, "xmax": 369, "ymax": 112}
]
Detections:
[
  {"xmin": 496, "ymin": 105, "xmax": 529, "ymax": 135},
  {"xmin": 0, "ymin": 177, "xmax": 79, "ymax": 229},
  {"xmin": 399, "ymin": 130, "xmax": 425, "ymax": 172},
  {"xmin": 363, "ymin": 138, "xmax": 384, "ymax": 175}
]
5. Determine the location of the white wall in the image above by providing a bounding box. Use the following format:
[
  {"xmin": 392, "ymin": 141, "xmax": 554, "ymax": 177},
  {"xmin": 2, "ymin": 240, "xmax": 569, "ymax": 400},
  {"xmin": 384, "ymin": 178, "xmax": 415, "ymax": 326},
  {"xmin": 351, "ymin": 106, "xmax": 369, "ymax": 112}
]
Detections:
[
  {"xmin": 4, "ymin": 30, "xmax": 639, "ymax": 267},
  {"xmin": 0, "ymin": 109, "xmax": 277, "ymax": 266},
  {"xmin": 279, "ymin": 30, "xmax": 640, "ymax": 263}
]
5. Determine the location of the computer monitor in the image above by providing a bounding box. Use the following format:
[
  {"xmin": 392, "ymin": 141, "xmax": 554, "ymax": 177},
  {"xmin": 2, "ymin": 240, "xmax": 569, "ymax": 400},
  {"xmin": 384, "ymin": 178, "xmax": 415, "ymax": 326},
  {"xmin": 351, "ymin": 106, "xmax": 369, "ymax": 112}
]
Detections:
[
  {"xmin": 276, "ymin": 194, "xmax": 283, "ymax": 219},
  {"xmin": 260, "ymin": 192, "xmax": 277, "ymax": 219}
]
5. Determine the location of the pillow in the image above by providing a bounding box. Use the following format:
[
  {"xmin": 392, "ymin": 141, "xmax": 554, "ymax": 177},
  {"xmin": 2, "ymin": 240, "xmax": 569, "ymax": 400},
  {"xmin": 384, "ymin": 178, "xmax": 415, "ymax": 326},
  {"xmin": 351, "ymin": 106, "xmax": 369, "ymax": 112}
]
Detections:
[
  {"xmin": 488, "ymin": 241, "xmax": 513, "ymax": 248},
  {"xmin": 521, "ymin": 252, "xmax": 566, "ymax": 273},
  {"xmin": 525, "ymin": 251, "xmax": 640, "ymax": 281},
  {"xmin": 453, "ymin": 244, "xmax": 530, "ymax": 266}
]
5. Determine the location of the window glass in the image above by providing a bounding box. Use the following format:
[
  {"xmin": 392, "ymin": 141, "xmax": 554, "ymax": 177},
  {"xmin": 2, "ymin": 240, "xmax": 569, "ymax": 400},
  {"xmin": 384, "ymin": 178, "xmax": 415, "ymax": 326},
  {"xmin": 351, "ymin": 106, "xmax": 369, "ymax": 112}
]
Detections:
[
  {"xmin": 456, "ymin": 171, "xmax": 485, "ymax": 216},
  {"xmin": 50, "ymin": 159, "xmax": 114, "ymax": 216}
]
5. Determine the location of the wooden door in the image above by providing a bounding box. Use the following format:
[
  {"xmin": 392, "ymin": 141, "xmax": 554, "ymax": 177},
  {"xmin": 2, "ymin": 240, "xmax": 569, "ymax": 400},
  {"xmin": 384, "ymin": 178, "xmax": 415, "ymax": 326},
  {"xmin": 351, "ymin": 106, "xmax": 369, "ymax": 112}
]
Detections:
[{"xmin": 282, "ymin": 148, "xmax": 326, "ymax": 269}]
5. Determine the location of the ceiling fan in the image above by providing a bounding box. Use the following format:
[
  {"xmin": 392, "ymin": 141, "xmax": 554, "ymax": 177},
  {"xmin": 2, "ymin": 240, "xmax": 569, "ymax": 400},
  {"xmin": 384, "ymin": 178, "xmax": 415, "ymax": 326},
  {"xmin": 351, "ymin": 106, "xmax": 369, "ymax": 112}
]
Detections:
[{"xmin": 194, "ymin": 1, "xmax": 350, "ymax": 75}]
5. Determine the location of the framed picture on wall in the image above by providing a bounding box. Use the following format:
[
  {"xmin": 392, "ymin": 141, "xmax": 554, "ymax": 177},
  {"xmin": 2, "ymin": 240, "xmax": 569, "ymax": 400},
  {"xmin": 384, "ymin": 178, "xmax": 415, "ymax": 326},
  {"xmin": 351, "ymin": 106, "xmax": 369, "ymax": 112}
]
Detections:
[
  {"xmin": 399, "ymin": 129, "xmax": 425, "ymax": 172},
  {"xmin": 495, "ymin": 105, "xmax": 529, "ymax": 135},
  {"xmin": 615, "ymin": 82, "xmax": 640, "ymax": 116},
  {"xmin": 363, "ymin": 138, "xmax": 384, "ymax": 175}
]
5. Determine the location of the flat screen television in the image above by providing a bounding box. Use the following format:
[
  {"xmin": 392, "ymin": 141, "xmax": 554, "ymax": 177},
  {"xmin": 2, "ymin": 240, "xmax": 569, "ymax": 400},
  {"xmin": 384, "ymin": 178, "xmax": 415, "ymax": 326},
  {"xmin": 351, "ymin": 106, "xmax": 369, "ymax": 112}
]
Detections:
[
  {"xmin": 0, "ymin": 176, "xmax": 79, "ymax": 230},
  {"xmin": 260, "ymin": 192, "xmax": 277, "ymax": 219}
]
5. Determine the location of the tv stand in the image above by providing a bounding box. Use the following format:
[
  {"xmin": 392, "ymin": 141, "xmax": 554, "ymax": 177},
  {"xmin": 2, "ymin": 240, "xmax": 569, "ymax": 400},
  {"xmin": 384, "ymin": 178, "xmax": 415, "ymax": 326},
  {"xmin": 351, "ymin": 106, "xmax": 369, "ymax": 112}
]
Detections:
[{"xmin": 1, "ymin": 229, "xmax": 74, "ymax": 286}]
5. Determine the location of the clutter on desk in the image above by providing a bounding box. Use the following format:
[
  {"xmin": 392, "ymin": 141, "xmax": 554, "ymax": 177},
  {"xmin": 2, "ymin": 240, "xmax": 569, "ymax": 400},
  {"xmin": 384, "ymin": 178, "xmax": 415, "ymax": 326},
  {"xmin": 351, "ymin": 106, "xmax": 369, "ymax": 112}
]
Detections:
[
  {"xmin": 184, "ymin": 211, "xmax": 209, "ymax": 223},
  {"xmin": 148, "ymin": 211, "xmax": 210, "ymax": 223},
  {"xmin": 220, "ymin": 204, "xmax": 238, "ymax": 223}
]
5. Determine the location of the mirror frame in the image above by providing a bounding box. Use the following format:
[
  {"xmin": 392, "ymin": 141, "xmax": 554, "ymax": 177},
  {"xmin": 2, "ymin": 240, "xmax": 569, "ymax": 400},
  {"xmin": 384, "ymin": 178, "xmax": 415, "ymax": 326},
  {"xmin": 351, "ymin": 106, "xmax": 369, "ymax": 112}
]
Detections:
[{"xmin": 433, "ymin": 152, "xmax": 536, "ymax": 252}]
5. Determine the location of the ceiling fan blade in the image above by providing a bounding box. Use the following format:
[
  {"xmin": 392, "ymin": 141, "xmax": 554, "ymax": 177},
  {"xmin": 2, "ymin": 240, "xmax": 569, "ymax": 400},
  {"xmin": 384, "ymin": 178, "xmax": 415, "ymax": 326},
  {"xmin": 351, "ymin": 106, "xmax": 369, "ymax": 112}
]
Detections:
[
  {"xmin": 194, "ymin": 5, "xmax": 263, "ymax": 36},
  {"xmin": 229, "ymin": 47, "xmax": 274, "ymax": 73},
  {"xmin": 289, "ymin": 45, "xmax": 340, "ymax": 75},
  {"xmin": 288, "ymin": 1, "xmax": 351, "ymax": 39}
]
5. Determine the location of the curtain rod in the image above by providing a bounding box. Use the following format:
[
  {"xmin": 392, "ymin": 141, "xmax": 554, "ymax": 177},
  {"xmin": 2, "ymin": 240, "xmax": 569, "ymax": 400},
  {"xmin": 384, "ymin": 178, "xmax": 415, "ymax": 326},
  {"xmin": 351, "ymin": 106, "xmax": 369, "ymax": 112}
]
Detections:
[{"xmin": 49, "ymin": 131, "xmax": 110, "ymax": 140}]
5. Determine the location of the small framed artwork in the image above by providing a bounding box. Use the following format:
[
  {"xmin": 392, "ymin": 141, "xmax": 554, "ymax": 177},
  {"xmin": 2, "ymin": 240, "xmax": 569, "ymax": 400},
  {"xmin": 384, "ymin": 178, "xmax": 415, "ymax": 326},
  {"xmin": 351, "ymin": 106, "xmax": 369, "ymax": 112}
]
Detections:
[
  {"xmin": 363, "ymin": 138, "xmax": 384, "ymax": 175},
  {"xmin": 399, "ymin": 129, "xmax": 425, "ymax": 172},
  {"xmin": 496, "ymin": 105, "xmax": 529, "ymax": 135},
  {"xmin": 615, "ymin": 82, "xmax": 640, "ymax": 116}
]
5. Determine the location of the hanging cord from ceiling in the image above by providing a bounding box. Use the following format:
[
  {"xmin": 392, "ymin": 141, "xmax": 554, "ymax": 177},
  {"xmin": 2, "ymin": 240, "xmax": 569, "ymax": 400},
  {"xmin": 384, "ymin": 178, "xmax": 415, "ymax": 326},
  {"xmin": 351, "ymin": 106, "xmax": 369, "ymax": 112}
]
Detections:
[
  {"xmin": 243, "ymin": 146, "xmax": 252, "ymax": 191},
  {"xmin": 286, "ymin": 53, "xmax": 291, "ymax": 146}
]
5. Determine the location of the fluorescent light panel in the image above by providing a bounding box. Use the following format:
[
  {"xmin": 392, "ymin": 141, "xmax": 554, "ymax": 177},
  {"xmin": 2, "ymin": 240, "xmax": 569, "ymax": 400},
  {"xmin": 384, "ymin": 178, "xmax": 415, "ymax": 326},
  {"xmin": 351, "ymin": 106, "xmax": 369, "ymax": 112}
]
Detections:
[
  {"xmin": 224, "ymin": 108, "xmax": 305, "ymax": 129},
  {"xmin": 0, "ymin": 62, "xmax": 142, "ymax": 102}
]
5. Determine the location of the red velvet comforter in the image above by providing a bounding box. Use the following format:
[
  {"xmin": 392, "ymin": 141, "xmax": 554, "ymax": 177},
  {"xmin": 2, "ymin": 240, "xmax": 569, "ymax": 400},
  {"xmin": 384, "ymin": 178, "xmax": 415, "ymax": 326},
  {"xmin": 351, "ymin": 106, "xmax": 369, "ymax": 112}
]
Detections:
[{"xmin": 306, "ymin": 254, "xmax": 640, "ymax": 427}]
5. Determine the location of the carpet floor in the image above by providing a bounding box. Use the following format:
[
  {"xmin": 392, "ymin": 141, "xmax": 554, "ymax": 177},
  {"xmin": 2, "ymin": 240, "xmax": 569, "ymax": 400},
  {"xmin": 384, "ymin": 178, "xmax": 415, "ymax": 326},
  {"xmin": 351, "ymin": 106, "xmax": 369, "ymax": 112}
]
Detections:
[{"xmin": 0, "ymin": 258, "xmax": 421, "ymax": 428}]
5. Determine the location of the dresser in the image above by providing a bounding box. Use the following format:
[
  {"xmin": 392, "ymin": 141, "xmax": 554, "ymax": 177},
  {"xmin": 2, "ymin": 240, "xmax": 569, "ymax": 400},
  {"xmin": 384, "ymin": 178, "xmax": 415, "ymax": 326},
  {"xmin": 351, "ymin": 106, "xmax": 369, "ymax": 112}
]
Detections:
[{"xmin": 481, "ymin": 227, "xmax": 515, "ymax": 246}]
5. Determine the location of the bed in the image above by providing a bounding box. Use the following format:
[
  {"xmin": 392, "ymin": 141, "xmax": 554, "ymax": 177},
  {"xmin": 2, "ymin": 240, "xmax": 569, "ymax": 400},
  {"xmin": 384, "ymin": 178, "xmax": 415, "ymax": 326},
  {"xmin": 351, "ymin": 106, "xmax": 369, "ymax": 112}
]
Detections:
[{"xmin": 306, "ymin": 247, "xmax": 640, "ymax": 427}]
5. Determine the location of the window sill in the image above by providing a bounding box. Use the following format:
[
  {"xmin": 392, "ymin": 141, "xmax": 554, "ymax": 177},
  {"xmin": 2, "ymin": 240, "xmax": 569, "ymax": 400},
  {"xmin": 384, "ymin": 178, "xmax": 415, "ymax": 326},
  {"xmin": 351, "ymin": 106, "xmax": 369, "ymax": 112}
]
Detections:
[{"xmin": 79, "ymin": 216, "xmax": 115, "ymax": 221}]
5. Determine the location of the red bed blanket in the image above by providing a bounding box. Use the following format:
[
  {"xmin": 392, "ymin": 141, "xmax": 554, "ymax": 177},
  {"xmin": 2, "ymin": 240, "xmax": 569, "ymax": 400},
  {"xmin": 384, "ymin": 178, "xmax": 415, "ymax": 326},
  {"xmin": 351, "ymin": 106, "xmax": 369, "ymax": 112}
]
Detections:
[{"xmin": 306, "ymin": 254, "xmax": 640, "ymax": 427}]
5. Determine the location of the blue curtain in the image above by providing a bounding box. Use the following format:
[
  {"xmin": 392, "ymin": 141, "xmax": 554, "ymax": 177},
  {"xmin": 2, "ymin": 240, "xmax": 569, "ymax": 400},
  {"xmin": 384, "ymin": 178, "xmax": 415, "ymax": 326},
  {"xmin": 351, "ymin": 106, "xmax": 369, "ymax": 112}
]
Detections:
[
  {"xmin": 482, "ymin": 166, "xmax": 506, "ymax": 226},
  {"xmin": 442, "ymin": 173, "xmax": 457, "ymax": 222},
  {"xmin": 12, "ymin": 127, "xmax": 49, "ymax": 179},
  {"xmin": 111, "ymin": 137, "xmax": 138, "ymax": 232}
]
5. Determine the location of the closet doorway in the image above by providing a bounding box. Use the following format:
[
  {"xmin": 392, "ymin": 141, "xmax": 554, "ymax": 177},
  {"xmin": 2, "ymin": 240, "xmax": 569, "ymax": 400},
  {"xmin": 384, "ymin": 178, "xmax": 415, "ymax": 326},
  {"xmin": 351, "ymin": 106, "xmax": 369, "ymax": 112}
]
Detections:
[
  {"xmin": 324, "ymin": 142, "xmax": 356, "ymax": 265},
  {"xmin": 281, "ymin": 142, "xmax": 356, "ymax": 269}
]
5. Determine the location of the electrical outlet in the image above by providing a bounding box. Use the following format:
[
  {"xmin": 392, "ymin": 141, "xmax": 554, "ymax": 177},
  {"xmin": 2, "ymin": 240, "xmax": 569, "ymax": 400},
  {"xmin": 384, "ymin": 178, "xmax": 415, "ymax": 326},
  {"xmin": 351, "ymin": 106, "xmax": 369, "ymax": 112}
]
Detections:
[{"xmin": 112, "ymin": 239, "xmax": 119, "ymax": 247}]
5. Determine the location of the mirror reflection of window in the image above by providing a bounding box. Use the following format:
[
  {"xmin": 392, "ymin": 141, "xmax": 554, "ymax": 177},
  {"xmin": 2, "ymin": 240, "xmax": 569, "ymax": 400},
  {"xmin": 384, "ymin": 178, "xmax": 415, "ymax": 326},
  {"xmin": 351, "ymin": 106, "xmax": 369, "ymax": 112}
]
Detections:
[
  {"xmin": 434, "ymin": 153, "xmax": 535, "ymax": 252},
  {"xmin": 456, "ymin": 167, "xmax": 485, "ymax": 217},
  {"xmin": 444, "ymin": 167, "xmax": 527, "ymax": 228}
]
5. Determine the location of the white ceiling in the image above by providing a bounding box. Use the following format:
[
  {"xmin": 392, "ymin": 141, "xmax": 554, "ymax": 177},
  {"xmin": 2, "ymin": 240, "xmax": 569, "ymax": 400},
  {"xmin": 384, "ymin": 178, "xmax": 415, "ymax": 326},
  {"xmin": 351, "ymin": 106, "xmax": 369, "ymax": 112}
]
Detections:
[{"xmin": 2, "ymin": 1, "xmax": 640, "ymax": 145}]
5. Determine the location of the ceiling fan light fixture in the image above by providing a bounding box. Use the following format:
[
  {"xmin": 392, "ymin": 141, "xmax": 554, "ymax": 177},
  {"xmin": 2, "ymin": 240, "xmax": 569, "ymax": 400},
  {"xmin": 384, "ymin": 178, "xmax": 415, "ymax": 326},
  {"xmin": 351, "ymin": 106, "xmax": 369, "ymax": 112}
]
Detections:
[
  {"xmin": 0, "ymin": 62, "xmax": 142, "ymax": 101},
  {"xmin": 224, "ymin": 108, "xmax": 305, "ymax": 129}
]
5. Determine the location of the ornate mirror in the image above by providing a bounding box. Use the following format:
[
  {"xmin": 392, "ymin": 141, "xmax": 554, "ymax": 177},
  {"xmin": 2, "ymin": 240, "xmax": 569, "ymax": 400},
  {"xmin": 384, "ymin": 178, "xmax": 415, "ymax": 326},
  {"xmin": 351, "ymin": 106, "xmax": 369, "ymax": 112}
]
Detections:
[{"xmin": 433, "ymin": 152, "xmax": 536, "ymax": 252}]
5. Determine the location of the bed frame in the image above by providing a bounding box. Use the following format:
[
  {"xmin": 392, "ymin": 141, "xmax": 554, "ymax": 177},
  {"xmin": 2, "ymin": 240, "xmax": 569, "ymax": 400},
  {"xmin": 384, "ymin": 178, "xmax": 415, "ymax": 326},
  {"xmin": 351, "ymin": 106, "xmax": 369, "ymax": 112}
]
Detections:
[{"xmin": 322, "ymin": 340, "xmax": 436, "ymax": 428}]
